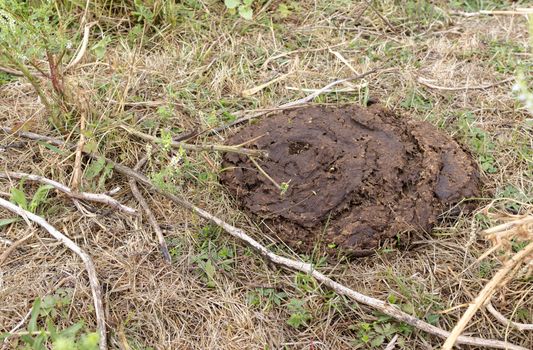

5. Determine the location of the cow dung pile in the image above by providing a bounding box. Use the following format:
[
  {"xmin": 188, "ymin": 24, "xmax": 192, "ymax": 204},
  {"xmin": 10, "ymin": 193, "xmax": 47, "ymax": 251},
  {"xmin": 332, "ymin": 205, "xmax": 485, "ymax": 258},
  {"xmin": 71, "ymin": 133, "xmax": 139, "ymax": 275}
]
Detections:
[{"xmin": 220, "ymin": 105, "xmax": 481, "ymax": 257}]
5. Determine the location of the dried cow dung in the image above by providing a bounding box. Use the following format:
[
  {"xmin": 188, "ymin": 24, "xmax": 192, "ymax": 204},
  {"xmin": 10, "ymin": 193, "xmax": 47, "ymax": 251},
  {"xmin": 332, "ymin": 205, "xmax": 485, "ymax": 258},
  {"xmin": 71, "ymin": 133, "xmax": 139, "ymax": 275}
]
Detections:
[{"xmin": 220, "ymin": 105, "xmax": 481, "ymax": 257}]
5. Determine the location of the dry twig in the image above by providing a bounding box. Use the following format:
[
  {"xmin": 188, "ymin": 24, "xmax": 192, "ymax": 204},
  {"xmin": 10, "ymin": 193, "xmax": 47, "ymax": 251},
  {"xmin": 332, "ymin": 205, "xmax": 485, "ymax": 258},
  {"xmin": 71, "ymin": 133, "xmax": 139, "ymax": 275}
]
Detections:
[
  {"xmin": 212, "ymin": 68, "xmax": 382, "ymax": 133},
  {"xmin": 4, "ymin": 129, "xmax": 529, "ymax": 350},
  {"xmin": 0, "ymin": 197, "xmax": 107, "ymax": 350},
  {"xmin": 0, "ymin": 171, "xmax": 136, "ymax": 214},
  {"xmin": 0, "ymin": 231, "xmax": 33, "ymax": 266},
  {"xmin": 128, "ymin": 156, "xmax": 171, "ymax": 263},
  {"xmin": 119, "ymin": 125, "xmax": 267, "ymax": 158},
  {"xmin": 442, "ymin": 241, "xmax": 533, "ymax": 349},
  {"xmin": 486, "ymin": 302, "xmax": 533, "ymax": 332},
  {"xmin": 418, "ymin": 77, "xmax": 515, "ymax": 91},
  {"xmin": 64, "ymin": 21, "xmax": 97, "ymax": 72}
]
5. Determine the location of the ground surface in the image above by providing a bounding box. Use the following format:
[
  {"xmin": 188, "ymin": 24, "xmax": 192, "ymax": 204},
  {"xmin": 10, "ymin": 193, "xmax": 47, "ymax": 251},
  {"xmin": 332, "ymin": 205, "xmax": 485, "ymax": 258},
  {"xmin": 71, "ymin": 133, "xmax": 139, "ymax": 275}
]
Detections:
[
  {"xmin": 222, "ymin": 104, "xmax": 481, "ymax": 257},
  {"xmin": 0, "ymin": 1, "xmax": 532, "ymax": 349}
]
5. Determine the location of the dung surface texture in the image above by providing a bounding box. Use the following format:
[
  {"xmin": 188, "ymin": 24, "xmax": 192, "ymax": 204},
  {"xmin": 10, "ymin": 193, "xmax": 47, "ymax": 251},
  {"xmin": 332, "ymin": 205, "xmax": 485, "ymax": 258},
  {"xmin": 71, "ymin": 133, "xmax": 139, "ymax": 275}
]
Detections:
[{"xmin": 221, "ymin": 105, "xmax": 481, "ymax": 257}]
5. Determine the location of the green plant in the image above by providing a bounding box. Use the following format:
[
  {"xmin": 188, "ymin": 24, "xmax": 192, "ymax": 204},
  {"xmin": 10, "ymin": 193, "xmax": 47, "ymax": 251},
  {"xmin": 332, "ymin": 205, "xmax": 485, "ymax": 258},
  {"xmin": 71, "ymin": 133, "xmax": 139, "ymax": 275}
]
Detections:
[
  {"xmin": 0, "ymin": 1, "xmax": 77, "ymax": 128},
  {"xmin": 1, "ymin": 181, "xmax": 54, "ymax": 229},
  {"xmin": 224, "ymin": 0, "xmax": 255, "ymax": 20},
  {"xmin": 286, "ymin": 298, "xmax": 312, "ymax": 329},
  {"xmin": 84, "ymin": 157, "xmax": 115, "ymax": 191},
  {"xmin": 247, "ymin": 288, "xmax": 287, "ymax": 310},
  {"xmin": 191, "ymin": 225, "xmax": 235, "ymax": 287},
  {"xmin": 0, "ymin": 291, "xmax": 99, "ymax": 350},
  {"xmin": 458, "ymin": 112, "xmax": 497, "ymax": 173},
  {"xmin": 352, "ymin": 319, "xmax": 411, "ymax": 348}
]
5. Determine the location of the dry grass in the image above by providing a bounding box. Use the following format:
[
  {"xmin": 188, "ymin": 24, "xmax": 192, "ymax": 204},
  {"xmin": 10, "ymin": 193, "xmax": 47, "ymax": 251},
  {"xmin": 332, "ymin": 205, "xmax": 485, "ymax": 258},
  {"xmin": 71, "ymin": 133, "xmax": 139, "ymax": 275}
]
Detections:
[{"xmin": 0, "ymin": 1, "xmax": 532, "ymax": 349}]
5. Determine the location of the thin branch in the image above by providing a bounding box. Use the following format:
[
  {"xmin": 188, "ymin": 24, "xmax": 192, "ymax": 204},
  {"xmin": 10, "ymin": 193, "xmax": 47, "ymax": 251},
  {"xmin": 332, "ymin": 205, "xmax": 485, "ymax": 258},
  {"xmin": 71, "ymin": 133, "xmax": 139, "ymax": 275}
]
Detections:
[
  {"xmin": 128, "ymin": 156, "xmax": 171, "ymax": 263},
  {"xmin": 3, "ymin": 128, "xmax": 529, "ymax": 350},
  {"xmin": 0, "ymin": 65, "xmax": 24, "ymax": 76},
  {"xmin": 449, "ymin": 8, "xmax": 533, "ymax": 17},
  {"xmin": 0, "ymin": 171, "xmax": 136, "ymax": 215},
  {"xmin": 212, "ymin": 68, "xmax": 383, "ymax": 133},
  {"xmin": 0, "ymin": 232, "xmax": 33, "ymax": 266},
  {"xmin": 0, "ymin": 198, "xmax": 107, "ymax": 350},
  {"xmin": 486, "ymin": 302, "xmax": 533, "ymax": 332},
  {"xmin": 248, "ymin": 156, "xmax": 282, "ymax": 190},
  {"xmin": 71, "ymin": 113, "xmax": 86, "ymax": 191},
  {"xmin": 418, "ymin": 77, "xmax": 515, "ymax": 91},
  {"xmin": 65, "ymin": 22, "xmax": 97, "ymax": 72},
  {"xmin": 119, "ymin": 125, "xmax": 267, "ymax": 158},
  {"xmin": 442, "ymin": 241, "xmax": 533, "ymax": 350}
]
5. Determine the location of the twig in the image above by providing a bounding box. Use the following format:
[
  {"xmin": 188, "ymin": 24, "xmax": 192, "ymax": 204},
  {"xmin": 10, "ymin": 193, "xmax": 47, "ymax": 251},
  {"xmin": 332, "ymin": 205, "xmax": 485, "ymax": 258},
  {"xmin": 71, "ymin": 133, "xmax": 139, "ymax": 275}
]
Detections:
[
  {"xmin": 0, "ymin": 65, "xmax": 23, "ymax": 76},
  {"xmin": 71, "ymin": 113, "xmax": 86, "ymax": 191},
  {"xmin": 482, "ymin": 216, "xmax": 533, "ymax": 235},
  {"xmin": 486, "ymin": 302, "xmax": 533, "ymax": 331},
  {"xmin": 418, "ymin": 77, "xmax": 515, "ymax": 91},
  {"xmin": 241, "ymin": 72, "xmax": 293, "ymax": 97},
  {"xmin": 0, "ymin": 171, "xmax": 136, "ymax": 215},
  {"xmin": 365, "ymin": 0, "xmax": 396, "ymax": 32},
  {"xmin": 329, "ymin": 49, "xmax": 359, "ymax": 74},
  {"xmin": 213, "ymin": 68, "xmax": 381, "ymax": 133},
  {"xmin": 128, "ymin": 157, "xmax": 171, "ymax": 263},
  {"xmin": 3, "ymin": 129, "xmax": 529, "ymax": 350},
  {"xmin": 0, "ymin": 198, "xmax": 107, "ymax": 350},
  {"xmin": 248, "ymin": 157, "xmax": 282, "ymax": 190},
  {"xmin": 65, "ymin": 22, "xmax": 97, "ymax": 72},
  {"xmin": 384, "ymin": 334, "xmax": 399, "ymax": 350},
  {"xmin": 119, "ymin": 125, "xmax": 267, "ymax": 158},
  {"xmin": 442, "ymin": 241, "xmax": 533, "ymax": 350},
  {"xmin": 0, "ymin": 232, "xmax": 33, "ymax": 266},
  {"xmin": 449, "ymin": 8, "xmax": 533, "ymax": 17}
]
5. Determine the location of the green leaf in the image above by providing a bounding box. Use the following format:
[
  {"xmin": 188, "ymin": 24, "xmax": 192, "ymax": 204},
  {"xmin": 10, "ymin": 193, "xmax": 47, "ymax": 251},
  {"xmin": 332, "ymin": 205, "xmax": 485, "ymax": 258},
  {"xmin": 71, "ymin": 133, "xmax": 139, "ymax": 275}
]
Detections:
[
  {"xmin": 91, "ymin": 36, "xmax": 111, "ymax": 60},
  {"xmin": 0, "ymin": 217, "xmax": 20, "ymax": 228},
  {"xmin": 370, "ymin": 335, "xmax": 385, "ymax": 347},
  {"xmin": 238, "ymin": 5, "xmax": 253, "ymax": 20},
  {"xmin": 224, "ymin": 0, "xmax": 241, "ymax": 9},
  {"xmin": 36, "ymin": 141, "xmax": 67, "ymax": 155},
  {"xmin": 29, "ymin": 184, "xmax": 53, "ymax": 213},
  {"xmin": 79, "ymin": 332, "xmax": 100, "ymax": 350},
  {"xmin": 58, "ymin": 321, "xmax": 84, "ymax": 338},
  {"xmin": 97, "ymin": 161, "xmax": 114, "ymax": 189},
  {"xmin": 242, "ymin": 0, "xmax": 254, "ymax": 5},
  {"xmin": 204, "ymin": 259, "xmax": 216, "ymax": 280},
  {"xmin": 85, "ymin": 157, "xmax": 106, "ymax": 180},
  {"xmin": 10, "ymin": 187, "xmax": 27, "ymax": 210},
  {"xmin": 278, "ymin": 4, "xmax": 291, "ymax": 18},
  {"xmin": 28, "ymin": 298, "xmax": 42, "ymax": 333}
]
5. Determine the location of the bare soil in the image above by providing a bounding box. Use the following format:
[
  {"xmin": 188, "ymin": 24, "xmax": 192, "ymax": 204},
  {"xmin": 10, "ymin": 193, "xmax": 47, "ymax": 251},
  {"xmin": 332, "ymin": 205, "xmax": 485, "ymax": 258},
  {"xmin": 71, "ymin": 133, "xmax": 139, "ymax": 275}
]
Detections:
[{"xmin": 221, "ymin": 104, "xmax": 481, "ymax": 256}]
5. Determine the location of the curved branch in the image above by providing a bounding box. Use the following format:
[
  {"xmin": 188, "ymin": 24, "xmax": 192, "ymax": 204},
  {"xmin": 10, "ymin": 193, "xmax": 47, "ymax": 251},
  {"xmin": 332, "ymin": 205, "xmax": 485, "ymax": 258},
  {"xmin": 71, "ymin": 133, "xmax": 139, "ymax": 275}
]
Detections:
[
  {"xmin": 0, "ymin": 198, "xmax": 107, "ymax": 350},
  {"xmin": 0, "ymin": 171, "xmax": 136, "ymax": 215}
]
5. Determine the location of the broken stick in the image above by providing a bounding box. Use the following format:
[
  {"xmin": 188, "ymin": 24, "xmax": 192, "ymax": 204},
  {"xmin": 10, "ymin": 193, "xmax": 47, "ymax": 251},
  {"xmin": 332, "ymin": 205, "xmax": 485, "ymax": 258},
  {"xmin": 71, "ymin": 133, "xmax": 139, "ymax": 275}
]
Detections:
[
  {"xmin": 0, "ymin": 171, "xmax": 136, "ymax": 214},
  {"xmin": 0, "ymin": 197, "xmax": 107, "ymax": 350}
]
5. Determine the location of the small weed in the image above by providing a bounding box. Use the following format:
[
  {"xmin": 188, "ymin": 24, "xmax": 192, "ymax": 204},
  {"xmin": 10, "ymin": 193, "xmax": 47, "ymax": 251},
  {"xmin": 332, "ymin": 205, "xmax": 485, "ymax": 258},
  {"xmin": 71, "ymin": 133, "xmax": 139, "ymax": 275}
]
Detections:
[
  {"xmin": 84, "ymin": 157, "xmax": 115, "ymax": 191},
  {"xmin": 224, "ymin": 0, "xmax": 255, "ymax": 20},
  {"xmin": 247, "ymin": 288, "xmax": 287, "ymax": 310},
  {"xmin": 2, "ymin": 181, "xmax": 53, "ymax": 228},
  {"xmin": 457, "ymin": 112, "xmax": 497, "ymax": 173},
  {"xmin": 286, "ymin": 298, "xmax": 312, "ymax": 329},
  {"xmin": 351, "ymin": 318, "xmax": 412, "ymax": 348},
  {"xmin": 497, "ymin": 185, "xmax": 530, "ymax": 213},
  {"xmin": 400, "ymin": 90, "xmax": 433, "ymax": 111},
  {"xmin": 1, "ymin": 291, "xmax": 99, "ymax": 350},
  {"xmin": 191, "ymin": 225, "xmax": 235, "ymax": 287}
]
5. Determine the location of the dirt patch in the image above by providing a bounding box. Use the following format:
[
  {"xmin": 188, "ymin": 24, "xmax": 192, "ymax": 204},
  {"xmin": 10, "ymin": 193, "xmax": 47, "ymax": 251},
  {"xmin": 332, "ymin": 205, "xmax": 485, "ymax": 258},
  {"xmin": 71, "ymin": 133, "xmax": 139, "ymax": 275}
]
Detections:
[{"xmin": 221, "ymin": 105, "xmax": 481, "ymax": 257}]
